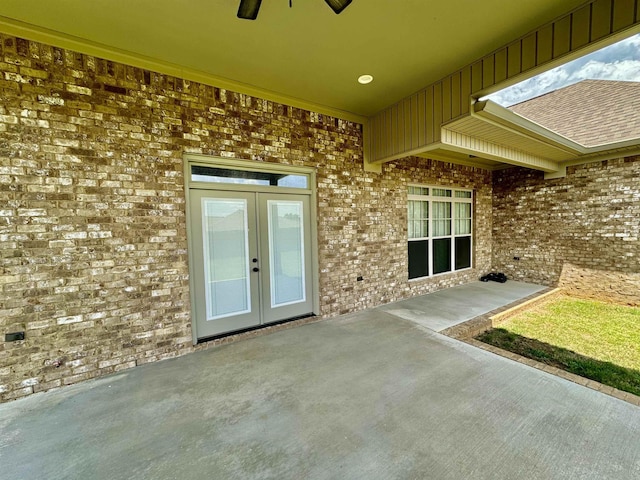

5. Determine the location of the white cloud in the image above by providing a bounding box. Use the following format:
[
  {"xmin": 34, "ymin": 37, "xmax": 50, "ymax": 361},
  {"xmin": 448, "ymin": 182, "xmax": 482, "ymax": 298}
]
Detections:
[
  {"xmin": 572, "ymin": 59, "xmax": 640, "ymax": 81},
  {"xmin": 485, "ymin": 33, "xmax": 640, "ymax": 106}
]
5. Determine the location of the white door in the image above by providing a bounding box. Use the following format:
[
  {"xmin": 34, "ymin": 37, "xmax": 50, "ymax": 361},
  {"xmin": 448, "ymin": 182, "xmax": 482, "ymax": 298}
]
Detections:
[
  {"xmin": 258, "ymin": 193, "xmax": 313, "ymax": 324},
  {"xmin": 190, "ymin": 190, "xmax": 313, "ymax": 339}
]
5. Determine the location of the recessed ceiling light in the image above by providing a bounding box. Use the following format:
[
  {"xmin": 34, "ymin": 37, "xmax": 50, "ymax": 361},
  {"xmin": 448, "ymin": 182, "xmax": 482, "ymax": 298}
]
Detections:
[{"xmin": 358, "ymin": 74, "xmax": 374, "ymax": 85}]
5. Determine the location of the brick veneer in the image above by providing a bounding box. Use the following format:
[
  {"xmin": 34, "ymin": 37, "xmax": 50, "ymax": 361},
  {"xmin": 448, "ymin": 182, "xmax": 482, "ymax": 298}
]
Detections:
[
  {"xmin": 492, "ymin": 157, "xmax": 640, "ymax": 303},
  {"xmin": 0, "ymin": 35, "xmax": 492, "ymax": 401}
]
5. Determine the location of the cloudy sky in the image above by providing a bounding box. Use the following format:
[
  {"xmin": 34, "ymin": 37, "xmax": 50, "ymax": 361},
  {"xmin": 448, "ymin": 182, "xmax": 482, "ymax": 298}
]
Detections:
[{"xmin": 485, "ymin": 33, "xmax": 640, "ymax": 106}]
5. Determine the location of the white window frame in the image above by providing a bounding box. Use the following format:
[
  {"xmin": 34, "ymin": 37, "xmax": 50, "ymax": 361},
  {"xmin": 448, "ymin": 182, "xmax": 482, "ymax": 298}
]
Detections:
[{"xmin": 408, "ymin": 185, "xmax": 473, "ymax": 279}]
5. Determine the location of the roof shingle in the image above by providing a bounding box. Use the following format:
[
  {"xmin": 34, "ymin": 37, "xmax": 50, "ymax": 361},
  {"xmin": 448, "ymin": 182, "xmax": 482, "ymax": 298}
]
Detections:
[{"xmin": 507, "ymin": 79, "xmax": 640, "ymax": 147}]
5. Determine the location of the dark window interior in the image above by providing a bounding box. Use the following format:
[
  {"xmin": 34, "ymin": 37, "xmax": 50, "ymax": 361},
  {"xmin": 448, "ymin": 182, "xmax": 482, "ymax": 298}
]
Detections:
[{"xmin": 408, "ymin": 240, "xmax": 429, "ymax": 279}]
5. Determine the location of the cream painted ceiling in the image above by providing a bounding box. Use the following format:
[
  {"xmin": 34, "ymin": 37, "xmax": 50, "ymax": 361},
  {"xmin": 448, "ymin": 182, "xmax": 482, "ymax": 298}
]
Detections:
[{"xmin": 0, "ymin": 0, "xmax": 588, "ymax": 117}]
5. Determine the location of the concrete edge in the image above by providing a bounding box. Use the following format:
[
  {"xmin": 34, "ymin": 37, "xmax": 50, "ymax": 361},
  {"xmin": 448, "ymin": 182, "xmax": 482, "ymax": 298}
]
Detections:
[
  {"xmin": 490, "ymin": 288, "xmax": 563, "ymax": 325},
  {"xmin": 441, "ymin": 287, "xmax": 640, "ymax": 408}
]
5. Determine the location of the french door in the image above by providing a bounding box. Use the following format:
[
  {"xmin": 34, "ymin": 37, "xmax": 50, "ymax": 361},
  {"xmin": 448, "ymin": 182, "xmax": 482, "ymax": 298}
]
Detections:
[{"xmin": 189, "ymin": 189, "xmax": 313, "ymax": 339}]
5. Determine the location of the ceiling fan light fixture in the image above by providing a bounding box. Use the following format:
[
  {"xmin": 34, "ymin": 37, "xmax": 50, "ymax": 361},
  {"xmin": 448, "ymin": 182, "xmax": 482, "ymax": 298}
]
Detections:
[
  {"xmin": 325, "ymin": 0, "xmax": 353, "ymax": 14},
  {"xmin": 238, "ymin": 0, "xmax": 263, "ymax": 20}
]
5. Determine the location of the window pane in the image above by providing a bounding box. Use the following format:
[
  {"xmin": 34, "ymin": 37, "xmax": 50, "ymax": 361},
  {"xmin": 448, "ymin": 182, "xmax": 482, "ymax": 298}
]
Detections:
[
  {"xmin": 277, "ymin": 175, "xmax": 308, "ymax": 188},
  {"xmin": 408, "ymin": 240, "xmax": 429, "ymax": 279},
  {"xmin": 192, "ymin": 165, "xmax": 308, "ymax": 189},
  {"xmin": 433, "ymin": 202, "xmax": 451, "ymax": 236},
  {"xmin": 433, "ymin": 238, "xmax": 451, "ymax": 274},
  {"xmin": 408, "ymin": 186, "xmax": 429, "ymax": 196},
  {"xmin": 455, "ymin": 190, "xmax": 472, "ymax": 198},
  {"xmin": 455, "ymin": 236, "xmax": 472, "ymax": 270},
  {"xmin": 432, "ymin": 188, "xmax": 452, "ymax": 197},
  {"xmin": 455, "ymin": 203, "xmax": 471, "ymax": 235},
  {"xmin": 408, "ymin": 200, "xmax": 428, "ymax": 239}
]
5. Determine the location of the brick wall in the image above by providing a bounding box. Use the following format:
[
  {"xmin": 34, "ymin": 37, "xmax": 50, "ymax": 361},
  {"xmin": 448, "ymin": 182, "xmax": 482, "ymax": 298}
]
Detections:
[
  {"xmin": 492, "ymin": 157, "xmax": 640, "ymax": 302},
  {"xmin": 0, "ymin": 35, "xmax": 492, "ymax": 401}
]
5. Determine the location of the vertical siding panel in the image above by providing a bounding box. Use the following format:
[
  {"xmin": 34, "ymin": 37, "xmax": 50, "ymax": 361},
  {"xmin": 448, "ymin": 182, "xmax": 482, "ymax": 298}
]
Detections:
[
  {"xmin": 373, "ymin": 116, "xmax": 381, "ymax": 162},
  {"xmin": 482, "ymin": 56, "xmax": 494, "ymax": 89},
  {"xmin": 384, "ymin": 109, "xmax": 392, "ymax": 159},
  {"xmin": 366, "ymin": 0, "xmax": 640, "ymax": 162},
  {"xmin": 592, "ymin": 0, "xmax": 613, "ymax": 40},
  {"xmin": 613, "ymin": 0, "xmax": 635, "ymax": 30},
  {"xmin": 425, "ymin": 85, "xmax": 435, "ymax": 145},
  {"xmin": 378, "ymin": 116, "xmax": 385, "ymax": 162},
  {"xmin": 377, "ymin": 112, "xmax": 384, "ymax": 161},
  {"xmin": 460, "ymin": 66, "xmax": 471, "ymax": 115},
  {"xmin": 389, "ymin": 103, "xmax": 398, "ymax": 155},
  {"xmin": 572, "ymin": 7, "xmax": 591, "ymax": 49},
  {"xmin": 507, "ymin": 42, "xmax": 522, "ymax": 78},
  {"xmin": 471, "ymin": 61, "xmax": 483, "ymax": 94},
  {"xmin": 418, "ymin": 90, "xmax": 427, "ymax": 146},
  {"xmin": 537, "ymin": 24, "xmax": 553, "ymax": 65},
  {"xmin": 433, "ymin": 82, "xmax": 442, "ymax": 142},
  {"xmin": 553, "ymin": 15, "xmax": 572, "ymax": 58},
  {"xmin": 451, "ymin": 71, "xmax": 461, "ymax": 119},
  {"xmin": 403, "ymin": 97, "xmax": 412, "ymax": 151},
  {"xmin": 370, "ymin": 116, "xmax": 378, "ymax": 162},
  {"xmin": 521, "ymin": 33, "xmax": 537, "ymax": 72},
  {"xmin": 442, "ymin": 76, "xmax": 452, "ymax": 123},
  {"xmin": 411, "ymin": 94, "xmax": 420, "ymax": 150},
  {"xmin": 396, "ymin": 102, "xmax": 404, "ymax": 155},
  {"xmin": 494, "ymin": 48, "xmax": 507, "ymax": 84}
]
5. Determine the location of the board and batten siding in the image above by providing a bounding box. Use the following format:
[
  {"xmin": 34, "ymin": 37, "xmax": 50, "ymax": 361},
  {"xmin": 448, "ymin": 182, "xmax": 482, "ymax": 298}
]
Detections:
[{"xmin": 368, "ymin": 0, "xmax": 640, "ymax": 164}]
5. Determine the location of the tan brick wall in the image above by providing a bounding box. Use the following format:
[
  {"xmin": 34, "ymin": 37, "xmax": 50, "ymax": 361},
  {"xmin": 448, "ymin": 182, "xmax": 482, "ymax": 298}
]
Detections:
[
  {"xmin": 492, "ymin": 157, "xmax": 640, "ymax": 299},
  {"xmin": 558, "ymin": 264, "xmax": 640, "ymax": 306},
  {"xmin": 0, "ymin": 35, "xmax": 492, "ymax": 401}
]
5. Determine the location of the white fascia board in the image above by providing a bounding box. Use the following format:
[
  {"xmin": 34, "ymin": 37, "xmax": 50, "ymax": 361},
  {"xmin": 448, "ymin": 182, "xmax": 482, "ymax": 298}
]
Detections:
[{"xmin": 473, "ymin": 100, "xmax": 584, "ymax": 154}]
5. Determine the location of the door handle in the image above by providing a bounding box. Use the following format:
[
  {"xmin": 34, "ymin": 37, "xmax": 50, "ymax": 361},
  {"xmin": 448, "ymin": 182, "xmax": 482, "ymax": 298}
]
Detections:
[{"xmin": 252, "ymin": 267, "xmax": 259, "ymax": 272}]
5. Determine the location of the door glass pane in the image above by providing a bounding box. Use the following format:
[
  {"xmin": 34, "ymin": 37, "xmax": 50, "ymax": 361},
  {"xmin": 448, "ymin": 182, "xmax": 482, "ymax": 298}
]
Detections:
[
  {"xmin": 433, "ymin": 238, "xmax": 452, "ymax": 274},
  {"xmin": 268, "ymin": 200, "xmax": 305, "ymax": 307},
  {"xmin": 202, "ymin": 198, "xmax": 251, "ymax": 320}
]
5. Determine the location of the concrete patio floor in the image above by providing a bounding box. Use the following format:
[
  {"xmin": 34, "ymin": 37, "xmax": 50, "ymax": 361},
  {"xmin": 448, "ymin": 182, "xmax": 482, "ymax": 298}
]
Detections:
[
  {"xmin": 1, "ymin": 282, "xmax": 639, "ymax": 479},
  {"xmin": 378, "ymin": 280, "xmax": 547, "ymax": 331}
]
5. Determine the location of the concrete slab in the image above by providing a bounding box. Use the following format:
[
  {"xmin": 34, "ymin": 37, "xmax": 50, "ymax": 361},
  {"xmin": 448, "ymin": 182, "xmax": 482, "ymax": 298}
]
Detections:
[
  {"xmin": 1, "ymin": 307, "xmax": 639, "ymax": 479},
  {"xmin": 378, "ymin": 280, "xmax": 546, "ymax": 331}
]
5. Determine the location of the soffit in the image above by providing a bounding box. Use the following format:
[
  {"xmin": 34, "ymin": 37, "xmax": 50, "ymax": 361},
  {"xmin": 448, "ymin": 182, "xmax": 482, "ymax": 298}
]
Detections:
[
  {"xmin": 444, "ymin": 115, "xmax": 581, "ymax": 163},
  {"xmin": 0, "ymin": 0, "xmax": 587, "ymax": 118},
  {"xmin": 438, "ymin": 97, "xmax": 640, "ymax": 174}
]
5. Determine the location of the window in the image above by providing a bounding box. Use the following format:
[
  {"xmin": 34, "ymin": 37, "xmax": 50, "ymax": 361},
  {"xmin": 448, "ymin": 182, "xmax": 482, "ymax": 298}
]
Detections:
[
  {"xmin": 408, "ymin": 186, "xmax": 472, "ymax": 279},
  {"xmin": 191, "ymin": 165, "xmax": 309, "ymax": 189}
]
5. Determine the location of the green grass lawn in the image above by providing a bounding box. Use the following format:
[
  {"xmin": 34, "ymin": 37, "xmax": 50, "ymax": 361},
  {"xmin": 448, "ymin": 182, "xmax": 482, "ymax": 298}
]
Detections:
[{"xmin": 476, "ymin": 295, "xmax": 640, "ymax": 396}]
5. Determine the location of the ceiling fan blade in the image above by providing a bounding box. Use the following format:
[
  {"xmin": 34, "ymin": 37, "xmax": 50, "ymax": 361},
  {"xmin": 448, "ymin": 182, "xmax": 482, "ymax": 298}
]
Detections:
[
  {"xmin": 324, "ymin": 0, "xmax": 352, "ymax": 14},
  {"xmin": 238, "ymin": 0, "xmax": 262, "ymax": 20}
]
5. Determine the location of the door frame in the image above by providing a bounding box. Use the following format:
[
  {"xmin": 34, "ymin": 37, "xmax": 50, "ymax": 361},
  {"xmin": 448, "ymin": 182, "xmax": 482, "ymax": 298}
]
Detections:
[{"xmin": 183, "ymin": 154, "xmax": 319, "ymax": 344}]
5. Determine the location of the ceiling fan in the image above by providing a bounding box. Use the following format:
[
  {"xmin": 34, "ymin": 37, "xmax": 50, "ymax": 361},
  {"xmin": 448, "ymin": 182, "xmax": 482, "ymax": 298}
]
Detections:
[{"xmin": 238, "ymin": 0, "xmax": 353, "ymax": 20}]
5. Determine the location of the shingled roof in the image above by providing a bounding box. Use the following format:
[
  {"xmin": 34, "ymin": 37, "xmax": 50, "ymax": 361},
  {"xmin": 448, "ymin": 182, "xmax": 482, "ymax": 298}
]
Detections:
[{"xmin": 508, "ymin": 79, "xmax": 640, "ymax": 147}]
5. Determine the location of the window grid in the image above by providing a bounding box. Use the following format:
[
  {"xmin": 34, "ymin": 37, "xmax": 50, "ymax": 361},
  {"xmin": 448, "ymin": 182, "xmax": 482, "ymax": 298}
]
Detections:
[{"xmin": 408, "ymin": 186, "xmax": 473, "ymax": 279}]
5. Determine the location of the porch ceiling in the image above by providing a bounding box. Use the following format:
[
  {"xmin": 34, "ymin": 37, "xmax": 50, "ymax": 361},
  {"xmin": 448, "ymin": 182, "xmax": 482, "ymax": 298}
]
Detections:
[{"xmin": 0, "ymin": 0, "xmax": 587, "ymax": 119}]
